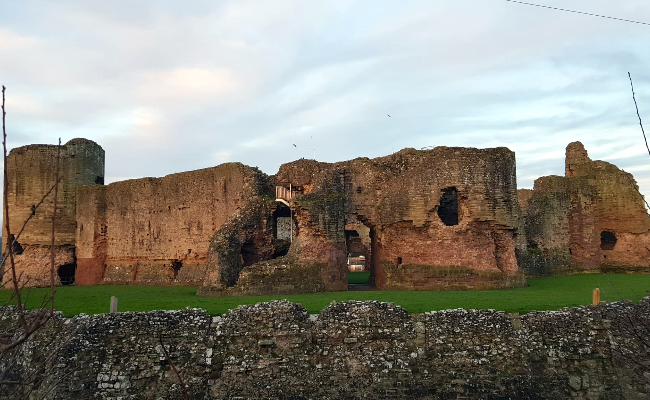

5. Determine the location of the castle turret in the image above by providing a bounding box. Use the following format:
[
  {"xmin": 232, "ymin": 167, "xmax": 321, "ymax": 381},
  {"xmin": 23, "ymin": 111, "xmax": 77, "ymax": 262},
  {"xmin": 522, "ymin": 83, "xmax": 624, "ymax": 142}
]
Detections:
[{"xmin": 2, "ymin": 138, "xmax": 104, "ymax": 286}]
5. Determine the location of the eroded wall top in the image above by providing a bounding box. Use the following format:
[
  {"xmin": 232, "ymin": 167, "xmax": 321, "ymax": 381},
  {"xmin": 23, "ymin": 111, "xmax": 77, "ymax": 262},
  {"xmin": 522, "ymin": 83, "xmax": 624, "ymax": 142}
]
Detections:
[
  {"xmin": 277, "ymin": 146, "xmax": 521, "ymax": 230},
  {"xmin": 519, "ymin": 141, "xmax": 650, "ymax": 274},
  {"xmin": 565, "ymin": 141, "xmax": 650, "ymax": 233}
]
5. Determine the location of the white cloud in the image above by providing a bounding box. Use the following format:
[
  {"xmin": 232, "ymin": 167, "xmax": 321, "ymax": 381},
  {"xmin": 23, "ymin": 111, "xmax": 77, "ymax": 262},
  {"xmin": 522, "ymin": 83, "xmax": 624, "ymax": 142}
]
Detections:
[
  {"xmin": 0, "ymin": 0, "xmax": 649, "ymax": 201},
  {"xmin": 136, "ymin": 67, "xmax": 240, "ymax": 103},
  {"xmin": 218, "ymin": 40, "xmax": 247, "ymax": 50},
  {"xmin": 0, "ymin": 28, "xmax": 38, "ymax": 51}
]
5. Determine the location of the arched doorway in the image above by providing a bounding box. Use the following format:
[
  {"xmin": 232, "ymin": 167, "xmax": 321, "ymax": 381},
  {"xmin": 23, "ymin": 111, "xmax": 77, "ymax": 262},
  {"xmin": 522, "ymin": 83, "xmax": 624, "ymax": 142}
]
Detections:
[{"xmin": 345, "ymin": 221, "xmax": 377, "ymax": 290}]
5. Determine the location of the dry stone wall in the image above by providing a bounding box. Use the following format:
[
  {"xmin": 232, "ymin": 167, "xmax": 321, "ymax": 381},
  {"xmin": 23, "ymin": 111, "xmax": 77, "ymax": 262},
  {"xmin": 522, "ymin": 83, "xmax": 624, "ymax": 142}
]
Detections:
[
  {"xmin": 1, "ymin": 299, "xmax": 649, "ymax": 399},
  {"xmin": 2, "ymin": 139, "xmax": 104, "ymax": 286}
]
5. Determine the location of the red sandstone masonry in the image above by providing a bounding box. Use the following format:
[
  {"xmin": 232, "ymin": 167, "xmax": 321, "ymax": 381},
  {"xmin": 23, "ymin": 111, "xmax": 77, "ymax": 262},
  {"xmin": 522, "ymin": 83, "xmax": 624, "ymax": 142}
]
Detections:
[
  {"xmin": 11, "ymin": 137, "xmax": 650, "ymax": 292},
  {"xmin": 520, "ymin": 142, "xmax": 650, "ymax": 274},
  {"xmin": 2, "ymin": 139, "xmax": 104, "ymax": 287},
  {"xmin": 276, "ymin": 146, "xmax": 523, "ymax": 291},
  {"xmin": 75, "ymin": 163, "xmax": 267, "ymax": 285}
]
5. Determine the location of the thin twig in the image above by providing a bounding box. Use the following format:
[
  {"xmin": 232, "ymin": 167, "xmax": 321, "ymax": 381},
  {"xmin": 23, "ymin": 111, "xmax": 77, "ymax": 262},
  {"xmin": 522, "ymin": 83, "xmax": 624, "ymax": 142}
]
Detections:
[
  {"xmin": 0, "ymin": 175, "xmax": 64, "ymax": 268},
  {"xmin": 49, "ymin": 138, "xmax": 61, "ymax": 315},
  {"xmin": 0, "ymin": 86, "xmax": 57, "ymax": 360},
  {"xmin": 0, "ymin": 274, "xmax": 29, "ymax": 308},
  {"xmin": 0, "ymin": 310, "xmax": 50, "ymax": 353},
  {"xmin": 2, "ymin": 85, "xmax": 27, "ymax": 332},
  {"xmin": 158, "ymin": 333, "xmax": 190, "ymax": 400}
]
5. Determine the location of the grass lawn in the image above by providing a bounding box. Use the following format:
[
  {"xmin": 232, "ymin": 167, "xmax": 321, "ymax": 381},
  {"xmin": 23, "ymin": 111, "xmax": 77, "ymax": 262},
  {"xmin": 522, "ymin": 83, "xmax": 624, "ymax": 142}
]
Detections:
[
  {"xmin": 1, "ymin": 273, "xmax": 649, "ymax": 317},
  {"xmin": 347, "ymin": 271, "xmax": 370, "ymax": 284}
]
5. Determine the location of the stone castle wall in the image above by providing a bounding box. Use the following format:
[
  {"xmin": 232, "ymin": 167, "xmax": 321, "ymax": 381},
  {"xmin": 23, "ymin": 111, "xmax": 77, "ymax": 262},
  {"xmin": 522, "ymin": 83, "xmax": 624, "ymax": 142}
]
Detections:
[
  {"xmin": 519, "ymin": 142, "xmax": 650, "ymax": 275},
  {"xmin": 75, "ymin": 163, "xmax": 269, "ymax": 285},
  {"xmin": 2, "ymin": 139, "xmax": 104, "ymax": 286},
  {"xmin": 1, "ymin": 299, "xmax": 648, "ymax": 399},
  {"xmin": 7, "ymin": 137, "xmax": 650, "ymax": 292},
  {"xmin": 271, "ymin": 146, "xmax": 524, "ymax": 292}
]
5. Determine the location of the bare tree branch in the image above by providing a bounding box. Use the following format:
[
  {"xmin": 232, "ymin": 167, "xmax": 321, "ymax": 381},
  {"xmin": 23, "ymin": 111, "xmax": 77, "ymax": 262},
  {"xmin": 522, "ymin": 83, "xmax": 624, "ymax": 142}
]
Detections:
[
  {"xmin": 0, "ymin": 175, "xmax": 63, "ymax": 269},
  {"xmin": 49, "ymin": 138, "xmax": 61, "ymax": 315},
  {"xmin": 158, "ymin": 332, "xmax": 190, "ymax": 400},
  {"xmin": 2, "ymin": 85, "xmax": 27, "ymax": 332},
  {"xmin": 0, "ymin": 85, "xmax": 60, "ymax": 368}
]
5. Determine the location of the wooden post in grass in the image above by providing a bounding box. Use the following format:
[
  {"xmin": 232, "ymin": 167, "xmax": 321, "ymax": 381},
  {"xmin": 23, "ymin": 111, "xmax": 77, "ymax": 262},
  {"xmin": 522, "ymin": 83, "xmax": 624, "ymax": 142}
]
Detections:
[
  {"xmin": 110, "ymin": 296, "xmax": 118, "ymax": 313},
  {"xmin": 592, "ymin": 288, "xmax": 600, "ymax": 305}
]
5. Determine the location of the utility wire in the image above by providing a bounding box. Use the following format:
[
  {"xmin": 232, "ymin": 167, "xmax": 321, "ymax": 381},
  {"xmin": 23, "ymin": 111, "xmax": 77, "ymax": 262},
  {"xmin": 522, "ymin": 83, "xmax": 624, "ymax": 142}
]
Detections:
[
  {"xmin": 629, "ymin": 72, "xmax": 649, "ymax": 158},
  {"xmin": 505, "ymin": 0, "xmax": 650, "ymax": 26}
]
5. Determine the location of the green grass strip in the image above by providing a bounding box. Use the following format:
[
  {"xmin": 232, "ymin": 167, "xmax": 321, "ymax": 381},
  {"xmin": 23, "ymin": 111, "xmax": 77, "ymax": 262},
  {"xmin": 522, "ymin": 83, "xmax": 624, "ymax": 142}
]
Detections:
[
  {"xmin": 347, "ymin": 271, "xmax": 370, "ymax": 284},
  {"xmin": 0, "ymin": 274, "xmax": 648, "ymax": 316}
]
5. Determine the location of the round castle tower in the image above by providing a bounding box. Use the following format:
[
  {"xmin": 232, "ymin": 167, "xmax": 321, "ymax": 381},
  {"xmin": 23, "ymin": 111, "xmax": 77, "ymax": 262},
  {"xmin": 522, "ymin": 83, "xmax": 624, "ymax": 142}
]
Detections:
[{"xmin": 2, "ymin": 138, "xmax": 105, "ymax": 286}]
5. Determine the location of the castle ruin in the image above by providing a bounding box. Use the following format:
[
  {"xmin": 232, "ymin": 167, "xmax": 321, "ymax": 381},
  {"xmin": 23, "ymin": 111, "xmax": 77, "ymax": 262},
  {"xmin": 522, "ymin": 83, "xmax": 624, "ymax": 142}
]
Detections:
[
  {"xmin": 3, "ymin": 139, "xmax": 649, "ymax": 294},
  {"xmin": 519, "ymin": 141, "xmax": 650, "ymax": 275}
]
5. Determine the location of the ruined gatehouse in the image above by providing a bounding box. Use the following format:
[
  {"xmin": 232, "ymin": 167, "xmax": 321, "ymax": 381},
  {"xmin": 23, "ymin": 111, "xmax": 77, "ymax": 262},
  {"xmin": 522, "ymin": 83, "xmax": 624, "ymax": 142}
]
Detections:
[{"xmin": 3, "ymin": 139, "xmax": 649, "ymax": 294}]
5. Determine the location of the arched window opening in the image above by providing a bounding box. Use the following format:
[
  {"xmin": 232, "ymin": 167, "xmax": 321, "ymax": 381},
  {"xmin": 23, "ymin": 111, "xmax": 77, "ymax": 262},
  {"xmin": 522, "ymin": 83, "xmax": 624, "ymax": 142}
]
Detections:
[
  {"xmin": 600, "ymin": 231, "xmax": 617, "ymax": 250},
  {"xmin": 438, "ymin": 187, "xmax": 459, "ymax": 226}
]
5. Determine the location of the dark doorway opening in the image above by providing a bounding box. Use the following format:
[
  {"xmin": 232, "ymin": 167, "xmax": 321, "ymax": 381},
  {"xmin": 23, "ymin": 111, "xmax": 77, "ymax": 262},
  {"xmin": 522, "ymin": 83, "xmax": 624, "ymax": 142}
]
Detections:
[
  {"xmin": 438, "ymin": 187, "xmax": 459, "ymax": 226},
  {"xmin": 7, "ymin": 234, "xmax": 23, "ymax": 255},
  {"xmin": 272, "ymin": 204, "xmax": 293, "ymax": 258},
  {"xmin": 273, "ymin": 205, "xmax": 292, "ymax": 239},
  {"xmin": 57, "ymin": 263, "xmax": 76, "ymax": 285},
  {"xmin": 600, "ymin": 231, "xmax": 617, "ymax": 250},
  {"xmin": 346, "ymin": 228, "xmax": 375, "ymax": 289},
  {"xmin": 171, "ymin": 260, "xmax": 182, "ymax": 279},
  {"xmin": 241, "ymin": 241, "xmax": 260, "ymax": 267}
]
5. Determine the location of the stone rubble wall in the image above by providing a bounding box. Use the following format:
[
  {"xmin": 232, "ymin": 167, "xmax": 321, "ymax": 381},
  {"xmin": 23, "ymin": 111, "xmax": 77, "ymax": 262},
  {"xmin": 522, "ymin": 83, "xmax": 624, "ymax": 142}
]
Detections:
[
  {"xmin": 199, "ymin": 197, "xmax": 277, "ymax": 292},
  {"xmin": 1, "ymin": 299, "xmax": 648, "ymax": 399}
]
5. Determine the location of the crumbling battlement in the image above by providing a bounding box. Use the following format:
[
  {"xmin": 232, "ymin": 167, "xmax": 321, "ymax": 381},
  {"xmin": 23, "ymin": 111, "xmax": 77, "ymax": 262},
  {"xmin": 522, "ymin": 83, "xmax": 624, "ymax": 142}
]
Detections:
[
  {"xmin": 2, "ymin": 139, "xmax": 104, "ymax": 286},
  {"xmin": 1, "ymin": 299, "xmax": 648, "ymax": 399},
  {"xmin": 519, "ymin": 142, "xmax": 650, "ymax": 275}
]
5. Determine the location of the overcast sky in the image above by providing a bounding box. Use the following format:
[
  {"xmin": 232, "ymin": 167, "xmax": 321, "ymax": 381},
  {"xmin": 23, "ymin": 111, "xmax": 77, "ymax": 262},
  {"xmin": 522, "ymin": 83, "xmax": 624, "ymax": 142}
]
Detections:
[{"xmin": 1, "ymin": 0, "xmax": 650, "ymax": 202}]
